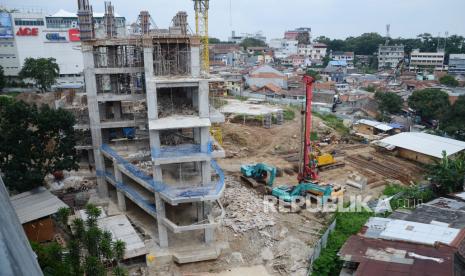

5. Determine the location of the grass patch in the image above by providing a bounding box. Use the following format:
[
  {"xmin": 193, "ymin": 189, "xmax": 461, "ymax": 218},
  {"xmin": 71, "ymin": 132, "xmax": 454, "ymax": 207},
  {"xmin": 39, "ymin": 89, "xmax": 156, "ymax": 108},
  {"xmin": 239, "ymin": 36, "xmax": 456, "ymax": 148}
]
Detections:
[
  {"xmin": 1, "ymin": 91, "xmax": 21, "ymax": 98},
  {"xmin": 235, "ymin": 95, "xmax": 248, "ymax": 101},
  {"xmin": 283, "ymin": 108, "xmax": 295, "ymax": 121},
  {"xmin": 383, "ymin": 184, "xmax": 434, "ymax": 210},
  {"xmin": 313, "ymin": 112, "xmax": 349, "ymax": 136},
  {"xmin": 311, "ymin": 210, "xmax": 373, "ymax": 275}
]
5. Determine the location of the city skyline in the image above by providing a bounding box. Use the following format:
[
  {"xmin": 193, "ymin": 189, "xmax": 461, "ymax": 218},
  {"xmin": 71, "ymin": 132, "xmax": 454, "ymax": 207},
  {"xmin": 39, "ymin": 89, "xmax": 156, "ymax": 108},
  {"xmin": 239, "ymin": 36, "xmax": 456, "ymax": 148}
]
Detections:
[{"xmin": 1, "ymin": 0, "xmax": 465, "ymax": 41}]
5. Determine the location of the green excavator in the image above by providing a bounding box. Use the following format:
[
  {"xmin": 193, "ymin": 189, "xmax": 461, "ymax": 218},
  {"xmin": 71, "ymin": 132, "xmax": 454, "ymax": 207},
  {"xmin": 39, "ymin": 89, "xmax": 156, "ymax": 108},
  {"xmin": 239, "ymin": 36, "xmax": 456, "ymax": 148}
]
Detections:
[{"xmin": 240, "ymin": 163, "xmax": 276, "ymax": 189}]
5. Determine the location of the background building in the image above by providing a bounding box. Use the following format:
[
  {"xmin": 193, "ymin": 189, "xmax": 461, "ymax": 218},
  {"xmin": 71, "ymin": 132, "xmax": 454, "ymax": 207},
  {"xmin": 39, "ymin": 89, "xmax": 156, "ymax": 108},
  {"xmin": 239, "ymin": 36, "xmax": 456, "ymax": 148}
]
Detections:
[
  {"xmin": 378, "ymin": 44, "xmax": 404, "ymax": 69},
  {"xmin": 0, "ymin": 8, "xmax": 126, "ymax": 87},
  {"xmin": 409, "ymin": 49, "xmax": 445, "ymax": 72},
  {"xmin": 448, "ymin": 54, "xmax": 465, "ymax": 76}
]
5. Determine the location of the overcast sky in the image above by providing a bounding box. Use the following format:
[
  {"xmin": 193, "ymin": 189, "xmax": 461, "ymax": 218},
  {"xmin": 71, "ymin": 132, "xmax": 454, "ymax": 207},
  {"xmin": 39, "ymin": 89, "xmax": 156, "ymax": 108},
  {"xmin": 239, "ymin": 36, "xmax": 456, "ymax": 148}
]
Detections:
[{"xmin": 3, "ymin": 0, "xmax": 465, "ymax": 41}]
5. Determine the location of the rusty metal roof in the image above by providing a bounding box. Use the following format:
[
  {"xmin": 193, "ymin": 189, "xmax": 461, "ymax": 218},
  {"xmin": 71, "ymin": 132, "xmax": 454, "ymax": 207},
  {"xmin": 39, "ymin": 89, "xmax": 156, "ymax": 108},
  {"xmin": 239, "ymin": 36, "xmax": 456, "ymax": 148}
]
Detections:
[{"xmin": 339, "ymin": 235, "xmax": 456, "ymax": 275}]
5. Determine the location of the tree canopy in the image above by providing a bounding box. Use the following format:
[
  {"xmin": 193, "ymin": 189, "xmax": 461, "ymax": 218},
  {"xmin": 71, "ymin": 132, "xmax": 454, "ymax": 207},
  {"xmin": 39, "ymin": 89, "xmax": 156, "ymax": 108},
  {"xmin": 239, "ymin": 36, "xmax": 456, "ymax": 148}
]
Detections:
[
  {"xmin": 428, "ymin": 151, "xmax": 465, "ymax": 196},
  {"xmin": 407, "ymin": 88, "xmax": 450, "ymax": 121},
  {"xmin": 19, "ymin": 57, "xmax": 59, "ymax": 91},
  {"xmin": 0, "ymin": 65, "xmax": 5, "ymax": 91},
  {"xmin": 439, "ymin": 75, "xmax": 459, "ymax": 87},
  {"xmin": 240, "ymin": 38, "xmax": 267, "ymax": 49},
  {"xmin": 305, "ymin": 69, "xmax": 321, "ymax": 80},
  {"xmin": 441, "ymin": 95, "xmax": 465, "ymax": 141},
  {"xmin": 0, "ymin": 97, "xmax": 78, "ymax": 193},
  {"xmin": 315, "ymin": 32, "xmax": 465, "ymax": 56},
  {"xmin": 375, "ymin": 91, "xmax": 403, "ymax": 115}
]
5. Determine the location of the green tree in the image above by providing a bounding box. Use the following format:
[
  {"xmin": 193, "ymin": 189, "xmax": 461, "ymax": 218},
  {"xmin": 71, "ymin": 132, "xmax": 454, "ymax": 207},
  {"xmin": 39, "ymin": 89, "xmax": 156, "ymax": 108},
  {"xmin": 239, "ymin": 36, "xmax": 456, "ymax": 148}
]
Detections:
[
  {"xmin": 0, "ymin": 65, "xmax": 5, "ymax": 91},
  {"xmin": 407, "ymin": 88, "xmax": 450, "ymax": 121},
  {"xmin": 32, "ymin": 204, "xmax": 128, "ymax": 276},
  {"xmin": 19, "ymin": 57, "xmax": 59, "ymax": 91},
  {"xmin": 375, "ymin": 91, "xmax": 403, "ymax": 115},
  {"xmin": 441, "ymin": 95, "xmax": 465, "ymax": 141},
  {"xmin": 428, "ymin": 151, "xmax": 465, "ymax": 196},
  {"xmin": 0, "ymin": 97, "xmax": 79, "ymax": 193},
  {"xmin": 305, "ymin": 69, "xmax": 321, "ymax": 80},
  {"xmin": 439, "ymin": 75, "xmax": 459, "ymax": 87},
  {"xmin": 57, "ymin": 207, "xmax": 71, "ymax": 228},
  {"xmin": 240, "ymin": 38, "xmax": 266, "ymax": 49},
  {"xmin": 208, "ymin": 37, "xmax": 221, "ymax": 44}
]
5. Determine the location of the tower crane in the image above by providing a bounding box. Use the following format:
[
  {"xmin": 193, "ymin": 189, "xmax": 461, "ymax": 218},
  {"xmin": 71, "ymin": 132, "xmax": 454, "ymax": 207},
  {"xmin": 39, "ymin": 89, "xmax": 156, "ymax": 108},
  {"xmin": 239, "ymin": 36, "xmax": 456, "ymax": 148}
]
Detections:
[{"xmin": 193, "ymin": 0, "xmax": 210, "ymax": 74}]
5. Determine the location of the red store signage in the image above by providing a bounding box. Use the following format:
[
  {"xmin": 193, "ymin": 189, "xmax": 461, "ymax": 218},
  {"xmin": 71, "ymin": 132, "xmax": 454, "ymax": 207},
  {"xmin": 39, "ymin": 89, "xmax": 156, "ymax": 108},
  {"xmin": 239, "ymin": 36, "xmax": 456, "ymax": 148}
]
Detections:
[
  {"xmin": 68, "ymin": 29, "xmax": 80, "ymax": 42},
  {"xmin": 16, "ymin": 27, "xmax": 39, "ymax": 36}
]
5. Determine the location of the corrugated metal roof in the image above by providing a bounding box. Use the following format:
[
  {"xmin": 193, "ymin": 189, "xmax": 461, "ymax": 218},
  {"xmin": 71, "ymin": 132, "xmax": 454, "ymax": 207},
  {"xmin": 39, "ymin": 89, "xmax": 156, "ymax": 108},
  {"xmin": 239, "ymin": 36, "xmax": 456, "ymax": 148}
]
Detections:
[
  {"xmin": 357, "ymin": 119, "xmax": 393, "ymax": 132},
  {"xmin": 364, "ymin": 217, "xmax": 461, "ymax": 246},
  {"xmin": 97, "ymin": 215, "xmax": 147, "ymax": 259},
  {"xmin": 339, "ymin": 235, "xmax": 455, "ymax": 275},
  {"xmin": 11, "ymin": 187, "xmax": 68, "ymax": 224},
  {"xmin": 380, "ymin": 132, "xmax": 465, "ymax": 158}
]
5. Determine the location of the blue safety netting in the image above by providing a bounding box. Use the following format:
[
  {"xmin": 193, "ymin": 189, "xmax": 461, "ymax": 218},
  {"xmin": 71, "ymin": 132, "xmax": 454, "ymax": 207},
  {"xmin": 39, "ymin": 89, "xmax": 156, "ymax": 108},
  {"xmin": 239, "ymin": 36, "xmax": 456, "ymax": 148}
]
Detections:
[
  {"xmin": 100, "ymin": 143, "xmax": 225, "ymax": 201},
  {"xmin": 97, "ymin": 169, "xmax": 157, "ymax": 214},
  {"xmin": 151, "ymin": 140, "xmax": 214, "ymax": 159}
]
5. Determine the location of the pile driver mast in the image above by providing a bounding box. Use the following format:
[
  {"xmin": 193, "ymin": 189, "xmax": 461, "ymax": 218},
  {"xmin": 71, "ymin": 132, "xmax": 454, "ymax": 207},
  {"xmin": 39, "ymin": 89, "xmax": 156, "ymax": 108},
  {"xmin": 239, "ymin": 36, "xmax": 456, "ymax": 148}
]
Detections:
[
  {"xmin": 193, "ymin": 0, "xmax": 210, "ymax": 74},
  {"xmin": 298, "ymin": 75, "xmax": 318, "ymax": 182}
]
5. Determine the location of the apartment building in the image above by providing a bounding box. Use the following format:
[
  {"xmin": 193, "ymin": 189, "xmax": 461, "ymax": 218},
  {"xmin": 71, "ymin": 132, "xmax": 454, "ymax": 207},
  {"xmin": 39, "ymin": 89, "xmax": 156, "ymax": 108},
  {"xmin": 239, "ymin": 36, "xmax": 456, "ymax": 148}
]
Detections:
[
  {"xmin": 378, "ymin": 45, "xmax": 404, "ymax": 69},
  {"xmin": 298, "ymin": 43, "xmax": 327, "ymax": 64},
  {"xmin": 77, "ymin": 0, "xmax": 226, "ymax": 263},
  {"xmin": 448, "ymin": 54, "xmax": 465, "ymax": 75},
  {"xmin": 409, "ymin": 49, "xmax": 445, "ymax": 71}
]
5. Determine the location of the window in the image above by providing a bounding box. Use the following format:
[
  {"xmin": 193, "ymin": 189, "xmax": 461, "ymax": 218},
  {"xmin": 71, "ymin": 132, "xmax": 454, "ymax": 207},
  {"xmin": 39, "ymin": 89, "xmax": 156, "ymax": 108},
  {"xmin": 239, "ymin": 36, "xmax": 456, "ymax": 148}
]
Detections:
[{"xmin": 14, "ymin": 19, "xmax": 44, "ymax": 26}]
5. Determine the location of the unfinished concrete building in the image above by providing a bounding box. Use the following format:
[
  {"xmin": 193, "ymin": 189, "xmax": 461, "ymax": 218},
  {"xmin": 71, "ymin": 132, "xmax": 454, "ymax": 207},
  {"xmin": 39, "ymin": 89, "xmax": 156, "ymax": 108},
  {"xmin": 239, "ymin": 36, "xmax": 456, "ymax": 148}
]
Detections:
[{"xmin": 78, "ymin": 1, "xmax": 226, "ymax": 263}]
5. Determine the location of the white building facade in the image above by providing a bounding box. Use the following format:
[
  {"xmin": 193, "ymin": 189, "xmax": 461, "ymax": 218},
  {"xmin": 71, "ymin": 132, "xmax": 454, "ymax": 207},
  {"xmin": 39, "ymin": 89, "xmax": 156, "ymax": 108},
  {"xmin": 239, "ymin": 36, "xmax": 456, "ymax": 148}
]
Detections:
[
  {"xmin": 0, "ymin": 9, "xmax": 125, "ymax": 87},
  {"xmin": 409, "ymin": 49, "xmax": 445, "ymax": 71}
]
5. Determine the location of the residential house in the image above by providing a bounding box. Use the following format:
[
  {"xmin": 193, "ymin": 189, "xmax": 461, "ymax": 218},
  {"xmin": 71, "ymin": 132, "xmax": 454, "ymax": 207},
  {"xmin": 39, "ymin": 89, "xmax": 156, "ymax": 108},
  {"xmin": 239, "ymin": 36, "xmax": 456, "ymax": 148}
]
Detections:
[
  {"xmin": 246, "ymin": 65, "xmax": 288, "ymax": 90},
  {"xmin": 11, "ymin": 187, "xmax": 69, "ymax": 242},
  {"xmin": 330, "ymin": 51, "xmax": 355, "ymax": 69}
]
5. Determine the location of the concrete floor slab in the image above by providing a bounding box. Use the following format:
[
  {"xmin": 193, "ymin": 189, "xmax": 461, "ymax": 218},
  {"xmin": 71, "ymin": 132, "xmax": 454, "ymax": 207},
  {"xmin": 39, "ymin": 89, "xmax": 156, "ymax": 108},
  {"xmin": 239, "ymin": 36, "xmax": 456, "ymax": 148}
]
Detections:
[{"xmin": 149, "ymin": 116, "xmax": 211, "ymax": 130}]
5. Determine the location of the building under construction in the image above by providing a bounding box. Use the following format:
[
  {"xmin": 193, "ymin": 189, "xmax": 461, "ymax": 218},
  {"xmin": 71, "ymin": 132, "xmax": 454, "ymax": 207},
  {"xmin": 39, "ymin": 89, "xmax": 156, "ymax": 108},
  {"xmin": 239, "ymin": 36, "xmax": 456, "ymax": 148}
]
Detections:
[{"xmin": 77, "ymin": 0, "xmax": 226, "ymax": 263}]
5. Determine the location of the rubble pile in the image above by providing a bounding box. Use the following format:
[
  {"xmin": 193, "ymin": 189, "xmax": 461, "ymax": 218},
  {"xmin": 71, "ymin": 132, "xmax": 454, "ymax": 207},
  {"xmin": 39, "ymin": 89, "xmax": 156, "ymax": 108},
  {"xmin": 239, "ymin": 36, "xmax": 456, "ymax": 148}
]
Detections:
[
  {"xmin": 158, "ymin": 95, "xmax": 197, "ymax": 117},
  {"xmin": 222, "ymin": 176, "xmax": 275, "ymax": 233}
]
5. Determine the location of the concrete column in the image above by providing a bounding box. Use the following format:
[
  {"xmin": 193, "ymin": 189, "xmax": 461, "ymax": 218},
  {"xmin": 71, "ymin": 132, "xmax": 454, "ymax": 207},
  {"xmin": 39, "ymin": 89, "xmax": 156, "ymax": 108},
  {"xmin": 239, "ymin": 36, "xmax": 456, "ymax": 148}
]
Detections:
[
  {"xmin": 198, "ymin": 80, "xmax": 209, "ymax": 118},
  {"xmin": 190, "ymin": 45, "xmax": 201, "ymax": 78},
  {"xmin": 204, "ymin": 202, "xmax": 214, "ymax": 244},
  {"xmin": 192, "ymin": 87, "xmax": 199, "ymax": 109},
  {"xmin": 146, "ymin": 80, "xmax": 158, "ymax": 120},
  {"xmin": 113, "ymin": 162, "xmax": 126, "ymax": 212},
  {"xmin": 82, "ymin": 44, "xmax": 108, "ymax": 198},
  {"xmin": 193, "ymin": 128, "xmax": 201, "ymax": 144},
  {"xmin": 113, "ymin": 101, "xmax": 122, "ymax": 120},
  {"xmin": 201, "ymin": 161, "xmax": 211, "ymax": 186},
  {"xmin": 200, "ymin": 127, "xmax": 210, "ymax": 152},
  {"xmin": 149, "ymin": 129, "xmax": 168, "ymax": 247}
]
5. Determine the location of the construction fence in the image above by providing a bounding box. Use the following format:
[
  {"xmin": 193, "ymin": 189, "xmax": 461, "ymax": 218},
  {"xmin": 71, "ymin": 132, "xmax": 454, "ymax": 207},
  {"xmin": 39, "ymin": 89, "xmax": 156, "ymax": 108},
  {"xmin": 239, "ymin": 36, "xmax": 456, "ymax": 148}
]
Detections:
[
  {"xmin": 229, "ymin": 90, "xmax": 333, "ymax": 113},
  {"xmin": 307, "ymin": 219, "xmax": 337, "ymax": 273}
]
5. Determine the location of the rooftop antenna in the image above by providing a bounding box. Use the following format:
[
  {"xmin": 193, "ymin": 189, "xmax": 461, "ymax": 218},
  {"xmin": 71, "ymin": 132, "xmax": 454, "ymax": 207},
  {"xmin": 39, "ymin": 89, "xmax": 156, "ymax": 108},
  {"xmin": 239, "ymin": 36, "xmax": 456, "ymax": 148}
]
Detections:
[{"xmin": 385, "ymin": 24, "xmax": 390, "ymax": 46}]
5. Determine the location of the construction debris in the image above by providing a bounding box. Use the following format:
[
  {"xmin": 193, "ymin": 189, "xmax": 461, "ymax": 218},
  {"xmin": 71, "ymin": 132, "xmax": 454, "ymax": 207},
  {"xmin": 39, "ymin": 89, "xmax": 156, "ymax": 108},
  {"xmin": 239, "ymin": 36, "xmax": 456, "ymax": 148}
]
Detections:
[{"xmin": 222, "ymin": 176, "xmax": 275, "ymax": 233}]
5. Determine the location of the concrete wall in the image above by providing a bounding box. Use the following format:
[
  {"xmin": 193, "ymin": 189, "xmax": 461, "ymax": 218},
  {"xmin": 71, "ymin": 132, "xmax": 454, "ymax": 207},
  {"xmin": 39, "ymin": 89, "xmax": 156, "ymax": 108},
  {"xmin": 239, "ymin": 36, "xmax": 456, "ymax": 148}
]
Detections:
[
  {"xmin": 23, "ymin": 217, "xmax": 55, "ymax": 242},
  {"xmin": 353, "ymin": 124, "xmax": 375, "ymax": 135},
  {"xmin": 397, "ymin": 148, "xmax": 435, "ymax": 164}
]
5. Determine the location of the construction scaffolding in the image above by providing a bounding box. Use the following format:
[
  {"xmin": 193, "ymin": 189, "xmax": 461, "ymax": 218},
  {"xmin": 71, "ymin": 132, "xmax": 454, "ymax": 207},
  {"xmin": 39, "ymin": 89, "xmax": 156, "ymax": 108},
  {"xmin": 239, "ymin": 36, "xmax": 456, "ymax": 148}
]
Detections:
[{"xmin": 153, "ymin": 42, "xmax": 191, "ymax": 76}]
